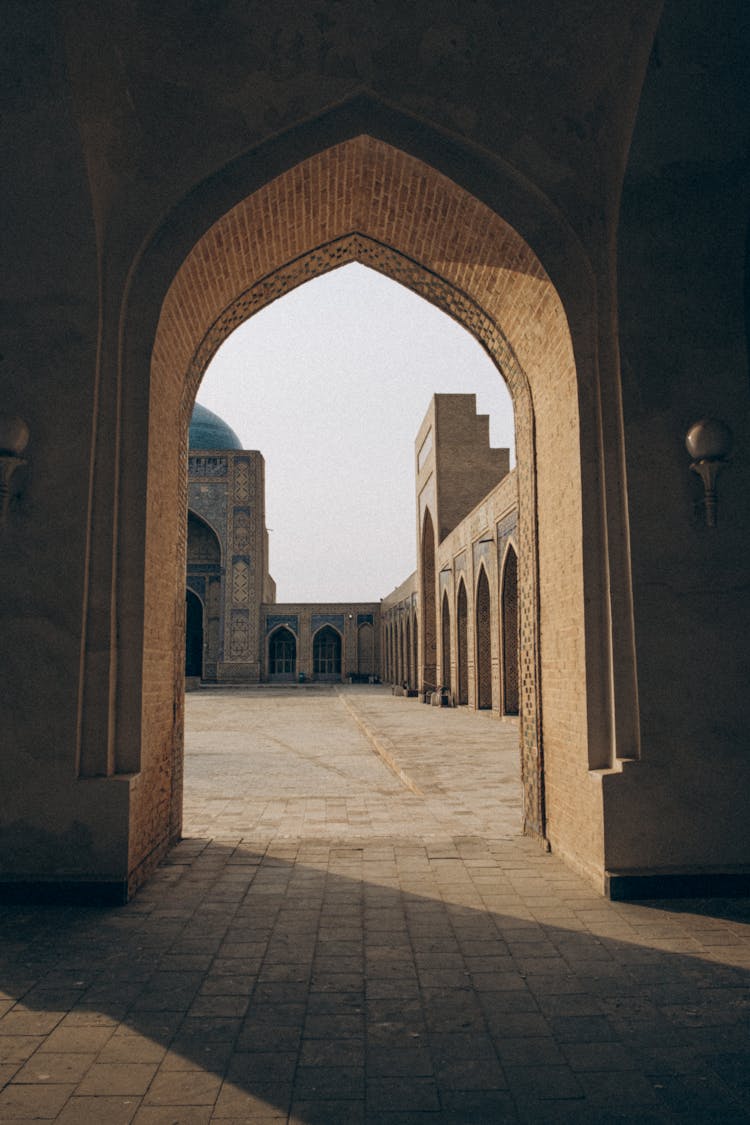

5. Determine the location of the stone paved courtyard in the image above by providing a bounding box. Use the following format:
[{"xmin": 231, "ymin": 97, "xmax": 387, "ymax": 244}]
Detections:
[{"xmin": 1, "ymin": 687, "xmax": 749, "ymax": 1122}]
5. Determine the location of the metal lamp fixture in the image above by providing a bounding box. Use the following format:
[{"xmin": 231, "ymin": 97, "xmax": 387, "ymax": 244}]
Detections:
[
  {"xmin": 685, "ymin": 418, "xmax": 732, "ymax": 527},
  {"xmin": 0, "ymin": 415, "xmax": 29, "ymax": 529}
]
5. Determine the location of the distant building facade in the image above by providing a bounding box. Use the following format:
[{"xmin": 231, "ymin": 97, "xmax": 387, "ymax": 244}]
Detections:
[
  {"xmin": 186, "ymin": 403, "xmax": 381, "ymax": 683},
  {"xmin": 187, "ymin": 395, "xmax": 516, "ymax": 711},
  {"xmin": 381, "ymin": 395, "xmax": 518, "ymax": 715}
]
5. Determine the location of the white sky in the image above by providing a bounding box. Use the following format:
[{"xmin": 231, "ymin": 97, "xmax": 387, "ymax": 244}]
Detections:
[{"xmin": 197, "ymin": 263, "xmax": 515, "ymax": 602}]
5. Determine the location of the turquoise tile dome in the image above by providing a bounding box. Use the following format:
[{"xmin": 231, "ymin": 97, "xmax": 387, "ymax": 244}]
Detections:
[{"xmin": 189, "ymin": 402, "xmax": 243, "ymax": 450}]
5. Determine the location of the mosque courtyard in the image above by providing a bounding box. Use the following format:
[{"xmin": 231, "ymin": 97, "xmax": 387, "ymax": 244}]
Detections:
[{"xmin": 0, "ymin": 688, "xmax": 749, "ymax": 1123}]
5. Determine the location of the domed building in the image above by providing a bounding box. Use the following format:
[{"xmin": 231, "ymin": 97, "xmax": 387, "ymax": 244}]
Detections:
[
  {"xmin": 186, "ymin": 402, "xmax": 381, "ymax": 685},
  {"xmin": 189, "ymin": 403, "xmax": 243, "ymax": 452},
  {"xmin": 186, "ymin": 403, "xmax": 275, "ymax": 683}
]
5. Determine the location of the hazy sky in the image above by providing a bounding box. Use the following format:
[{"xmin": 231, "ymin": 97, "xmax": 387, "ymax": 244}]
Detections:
[{"xmin": 197, "ymin": 263, "xmax": 515, "ymax": 602}]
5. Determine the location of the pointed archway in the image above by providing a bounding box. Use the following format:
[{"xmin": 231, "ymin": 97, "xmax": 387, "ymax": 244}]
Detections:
[
  {"xmin": 441, "ymin": 592, "xmax": 452, "ymax": 697},
  {"xmin": 184, "ymin": 590, "xmax": 203, "ymax": 679},
  {"xmin": 101, "ymin": 128, "xmax": 642, "ymax": 892},
  {"xmin": 268, "ymin": 626, "xmax": 297, "ymax": 681},
  {"xmin": 420, "ymin": 509, "xmax": 437, "ymax": 696},
  {"xmin": 456, "ymin": 580, "xmax": 469, "ymax": 707},
  {"xmin": 476, "ymin": 567, "xmax": 493, "ymax": 711},
  {"xmin": 502, "ymin": 545, "xmax": 519, "ymax": 716},
  {"xmin": 313, "ymin": 625, "xmax": 342, "ymax": 681}
]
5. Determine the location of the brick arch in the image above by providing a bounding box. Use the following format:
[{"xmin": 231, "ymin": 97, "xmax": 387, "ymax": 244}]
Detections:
[{"xmin": 131, "ymin": 133, "xmax": 604, "ymax": 874}]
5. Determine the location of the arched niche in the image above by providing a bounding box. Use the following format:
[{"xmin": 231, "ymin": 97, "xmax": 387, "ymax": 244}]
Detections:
[
  {"xmin": 502, "ymin": 544, "xmax": 520, "ymax": 717},
  {"xmin": 441, "ymin": 591, "xmax": 452, "ymax": 697},
  {"xmin": 476, "ymin": 566, "xmax": 493, "ymax": 711},
  {"xmin": 420, "ymin": 508, "xmax": 437, "ymax": 695},
  {"xmin": 456, "ymin": 580, "xmax": 469, "ymax": 707},
  {"xmin": 312, "ymin": 625, "xmax": 342, "ymax": 680},
  {"xmin": 184, "ymin": 590, "xmax": 204, "ymax": 679},
  {"xmin": 268, "ymin": 626, "xmax": 297, "ymax": 681}
]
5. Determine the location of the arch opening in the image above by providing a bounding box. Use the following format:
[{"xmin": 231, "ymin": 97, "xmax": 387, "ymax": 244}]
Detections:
[
  {"xmin": 420, "ymin": 509, "xmax": 437, "ymax": 697},
  {"xmin": 502, "ymin": 545, "xmax": 520, "ymax": 716},
  {"xmin": 456, "ymin": 580, "xmax": 469, "ymax": 707},
  {"xmin": 441, "ymin": 592, "xmax": 452, "ymax": 698},
  {"xmin": 476, "ymin": 567, "xmax": 493, "ymax": 711},
  {"xmin": 185, "ymin": 590, "xmax": 204, "ymax": 679},
  {"xmin": 268, "ymin": 626, "xmax": 297, "ymax": 680},
  {"xmin": 312, "ymin": 625, "xmax": 342, "ymax": 680},
  {"xmin": 117, "ymin": 130, "xmax": 618, "ymax": 889}
]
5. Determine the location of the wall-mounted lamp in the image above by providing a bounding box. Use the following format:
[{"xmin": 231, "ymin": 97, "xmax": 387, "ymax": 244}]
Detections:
[
  {"xmin": 0, "ymin": 415, "xmax": 29, "ymax": 529},
  {"xmin": 686, "ymin": 418, "xmax": 732, "ymax": 527}
]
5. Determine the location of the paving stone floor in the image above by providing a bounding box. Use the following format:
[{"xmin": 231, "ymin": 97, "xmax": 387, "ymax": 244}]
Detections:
[{"xmin": 1, "ymin": 686, "xmax": 749, "ymax": 1123}]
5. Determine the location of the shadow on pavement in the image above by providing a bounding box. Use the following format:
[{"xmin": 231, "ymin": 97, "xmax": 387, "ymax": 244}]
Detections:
[{"xmin": 0, "ymin": 837, "xmax": 749, "ymax": 1123}]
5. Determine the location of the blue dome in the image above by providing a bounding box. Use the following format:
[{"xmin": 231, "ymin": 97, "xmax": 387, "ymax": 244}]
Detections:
[{"xmin": 189, "ymin": 402, "xmax": 243, "ymax": 450}]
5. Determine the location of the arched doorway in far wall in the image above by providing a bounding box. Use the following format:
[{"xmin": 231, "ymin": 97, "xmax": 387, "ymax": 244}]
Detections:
[
  {"xmin": 313, "ymin": 625, "xmax": 342, "ymax": 680},
  {"xmin": 185, "ymin": 590, "xmax": 203, "ymax": 678},
  {"xmin": 268, "ymin": 626, "xmax": 297, "ymax": 681},
  {"xmin": 476, "ymin": 567, "xmax": 493, "ymax": 710},
  {"xmin": 457, "ymin": 579, "xmax": 469, "ymax": 706},
  {"xmin": 502, "ymin": 545, "xmax": 519, "ymax": 715}
]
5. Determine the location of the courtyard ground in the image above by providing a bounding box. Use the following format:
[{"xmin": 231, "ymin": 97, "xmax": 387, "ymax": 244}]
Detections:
[{"xmin": 0, "ymin": 686, "xmax": 748, "ymax": 1123}]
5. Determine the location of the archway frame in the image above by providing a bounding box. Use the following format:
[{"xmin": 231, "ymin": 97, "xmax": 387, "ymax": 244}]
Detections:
[
  {"xmin": 84, "ymin": 121, "xmax": 641, "ymax": 890},
  {"xmin": 186, "ymin": 509, "xmax": 223, "ymax": 567},
  {"xmin": 311, "ymin": 623, "xmax": 343, "ymax": 679},
  {"xmin": 266, "ymin": 624, "xmax": 298, "ymax": 680},
  {"xmin": 419, "ymin": 507, "xmax": 438, "ymax": 697},
  {"xmin": 475, "ymin": 562, "xmax": 494, "ymax": 712},
  {"xmin": 174, "ymin": 229, "xmax": 545, "ymax": 829},
  {"xmin": 500, "ymin": 539, "xmax": 520, "ymax": 718}
]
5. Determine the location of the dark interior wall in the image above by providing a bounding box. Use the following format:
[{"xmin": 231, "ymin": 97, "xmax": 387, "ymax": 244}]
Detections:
[
  {"xmin": 613, "ymin": 0, "xmax": 750, "ymax": 864},
  {"xmin": 0, "ymin": 4, "xmax": 99, "ymax": 781}
]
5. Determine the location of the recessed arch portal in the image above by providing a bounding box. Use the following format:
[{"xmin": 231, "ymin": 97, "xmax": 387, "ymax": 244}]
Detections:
[
  {"xmin": 420, "ymin": 509, "xmax": 437, "ymax": 697},
  {"xmin": 268, "ymin": 626, "xmax": 297, "ymax": 680},
  {"xmin": 312, "ymin": 625, "xmax": 342, "ymax": 680},
  {"xmin": 502, "ymin": 544, "xmax": 520, "ymax": 717},
  {"xmin": 184, "ymin": 590, "xmax": 203, "ymax": 679},
  {"xmin": 441, "ymin": 592, "xmax": 452, "ymax": 696},
  {"xmin": 456, "ymin": 580, "xmax": 469, "ymax": 707},
  {"xmin": 476, "ymin": 566, "xmax": 493, "ymax": 711},
  {"xmin": 120, "ymin": 130, "xmax": 636, "ymax": 884}
]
